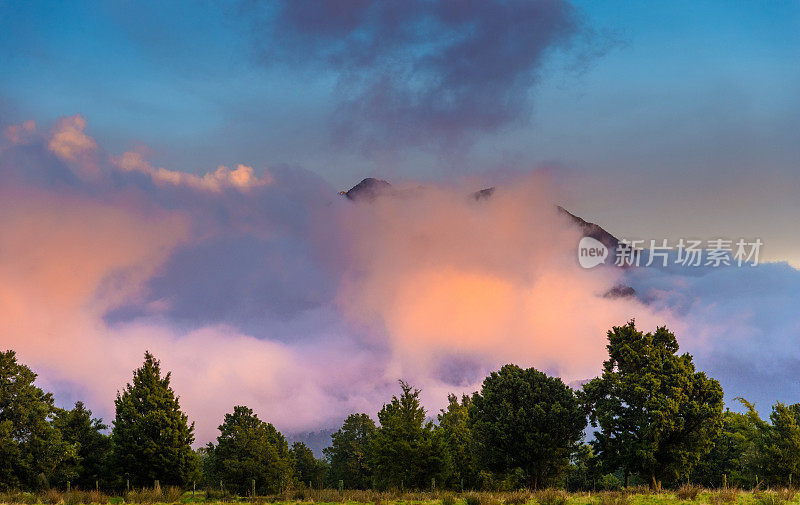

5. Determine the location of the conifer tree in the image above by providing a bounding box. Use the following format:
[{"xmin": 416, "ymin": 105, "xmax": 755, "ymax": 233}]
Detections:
[{"xmin": 111, "ymin": 351, "xmax": 195, "ymax": 487}]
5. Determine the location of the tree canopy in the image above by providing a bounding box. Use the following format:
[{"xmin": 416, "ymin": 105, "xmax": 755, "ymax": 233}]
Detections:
[
  {"xmin": 205, "ymin": 405, "xmax": 294, "ymax": 495},
  {"xmin": 582, "ymin": 321, "xmax": 724, "ymax": 490},
  {"xmin": 469, "ymin": 364, "xmax": 585, "ymax": 489},
  {"xmin": 111, "ymin": 351, "xmax": 195, "ymax": 487},
  {"xmin": 323, "ymin": 413, "xmax": 376, "ymax": 489},
  {"xmin": 370, "ymin": 381, "xmax": 444, "ymax": 490}
]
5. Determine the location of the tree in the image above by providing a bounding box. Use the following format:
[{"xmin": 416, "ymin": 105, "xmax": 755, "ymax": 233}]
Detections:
[
  {"xmin": 0, "ymin": 350, "xmax": 74, "ymax": 490},
  {"xmin": 290, "ymin": 441, "xmax": 327, "ymax": 488},
  {"xmin": 582, "ymin": 322, "xmax": 724, "ymax": 490},
  {"xmin": 52, "ymin": 401, "xmax": 111, "ymax": 488},
  {"xmin": 692, "ymin": 408, "xmax": 759, "ymax": 488},
  {"xmin": 324, "ymin": 413, "xmax": 376, "ymax": 489},
  {"xmin": 111, "ymin": 351, "xmax": 195, "ymax": 487},
  {"xmin": 469, "ymin": 364, "xmax": 585, "ymax": 489},
  {"xmin": 370, "ymin": 381, "xmax": 444, "ymax": 489},
  {"xmin": 434, "ymin": 394, "xmax": 477, "ymax": 490},
  {"xmin": 205, "ymin": 405, "xmax": 294, "ymax": 495}
]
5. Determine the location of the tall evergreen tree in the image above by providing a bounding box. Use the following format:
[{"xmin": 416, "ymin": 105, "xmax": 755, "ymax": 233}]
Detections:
[
  {"xmin": 205, "ymin": 405, "xmax": 294, "ymax": 495},
  {"xmin": 52, "ymin": 402, "xmax": 111, "ymax": 488},
  {"xmin": 324, "ymin": 413, "xmax": 376, "ymax": 489},
  {"xmin": 469, "ymin": 364, "xmax": 585, "ymax": 489},
  {"xmin": 434, "ymin": 394, "xmax": 477, "ymax": 490},
  {"xmin": 290, "ymin": 441, "xmax": 327, "ymax": 488},
  {"xmin": 111, "ymin": 351, "xmax": 195, "ymax": 487},
  {"xmin": 582, "ymin": 322, "xmax": 724, "ymax": 490},
  {"xmin": 370, "ymin": 381, "xmax": 444, "ymax": 489},
  {"xmin": 0, "ymin": 350, "xmax": 74, "ymax": 490}
]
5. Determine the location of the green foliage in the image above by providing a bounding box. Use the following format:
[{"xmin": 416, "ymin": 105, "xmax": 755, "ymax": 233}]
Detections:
[
  {"xmin": 435, "ymin": 394, "xmax": 478, "ymax": 490},
  {"xmin": 324, "ymin": 413, "xmax": 377, "ymax": 489},
  {"xmin": 370, "ymin": 381, "xmax": 444, "ymax": 489},
  {"xmin": 0, "ymin": 350, "xmax": 75, "ymax": 490},
  {"xmin": 290, "ymin": 441, "xmax": 327, "ymax": 488},
  {"xmin": 110, "ymin": 351, "xmax": 195, "ymax": 487},
  {"xmin": 205, "ymin": 405, "xmax": 294, "ymax": 495},
  {"xmin": 470, "ymin": 364, "xmax": 586, "ymax": 489},
  {"xmin": 582, "ymin": 322, "xmax": 724, "ymax": 490},
  {"xmin": 691, "ymin": 409, "xmax": 759, "ymax": 488},
  {"xmin": 52, "ymin": 401, "xmax": 111, "ymax": 488}
]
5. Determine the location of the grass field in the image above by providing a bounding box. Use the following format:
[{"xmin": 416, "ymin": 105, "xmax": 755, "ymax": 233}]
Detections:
[{"xmin": 0, "ymin": 488, "xmax": 797, "ymax": 505}]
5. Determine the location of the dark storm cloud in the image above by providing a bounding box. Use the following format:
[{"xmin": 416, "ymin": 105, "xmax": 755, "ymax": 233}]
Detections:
[{"xmin": 246, "ymin": 0, "xmax": 586, "ymax": 150}]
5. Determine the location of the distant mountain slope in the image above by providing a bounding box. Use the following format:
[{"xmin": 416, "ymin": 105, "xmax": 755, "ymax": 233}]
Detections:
[{"xmin": 341, "ymin": 179, "xmax": 621, "ymax": 253}]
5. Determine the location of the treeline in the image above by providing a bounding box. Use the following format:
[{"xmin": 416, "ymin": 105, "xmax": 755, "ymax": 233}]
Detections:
[{"xmin": 2, "ymin": 322, "xmax": 800, "ymax": 494}]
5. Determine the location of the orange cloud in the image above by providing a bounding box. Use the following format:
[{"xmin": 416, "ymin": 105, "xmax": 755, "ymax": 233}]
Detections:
[{"xmin": 112, "ymin": 150, "xmax": 273, "ymax": 191}]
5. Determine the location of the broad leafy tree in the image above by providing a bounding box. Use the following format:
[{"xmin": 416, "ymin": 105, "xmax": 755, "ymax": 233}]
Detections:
[
  {"xmin": 692, "ymin": 407, "xmax": 759, "ymax": 488},
  {"xmin": 434, "ymin": 394, "xmax": 477, "ymax": 490},
  {"xmin": 52, "ymin": 401, "xmax": 111, "ymax": 488},
  {"xmin": 205, "ymin": 405, "xmax": 294, "ymax": 495},
  {"xmin": 111, "ymin": 351, "xmax": 195, "ymax": 487},
  {"xmin": 469, "ymin": 364, "xmax": 585, "ymax": 489},
  {"xmin": 324, "ymin": 413, "xmax": 376, "ymax": 489},
  {"xmin": 0, "ymin": 350, "xmax": 74, "ymax": 490},
  {"xmin": 582, "ymin": 322, "xmax": 724, "ymax": 490},
  {"xmin": 370, "ymin": 381, "xmax": 444, "ymax": 489},
  {"xmin": 290, "ymin": 441, "xmax": 327, "ymax": 488}
]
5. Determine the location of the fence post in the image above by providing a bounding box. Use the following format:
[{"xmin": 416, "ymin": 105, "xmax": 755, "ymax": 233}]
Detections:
[
  {"xmin": 67, "ymin": 481, "xmax": 71, "ymax": 493},
  {"xmin": 339, "ymin": 479, "xmax": 343, "ymax": 493},
  {"xmin": 252, "ymin": 479, "xmax": 256, "ymax": 497},
  {"xmin": 96, "ymin": 480, "xmax": 99, "ymax": 491},
  {"xmin": 432, "ymin": 478, "xmax": 435, "ymax": 492},
  {"xmin": 193, "ymin": 481, "xmax": 196, "ymax": 498},
  {"xmin": 154, "ymin": 479, "xmax": 160, "ymax": 492},
  {"xmin": 126, "ymin": 479, "xmax": 130, "ymax": 493},
  {"xmin": 723, "ymin": 473, "xmax": 727, "ymax": 489}
]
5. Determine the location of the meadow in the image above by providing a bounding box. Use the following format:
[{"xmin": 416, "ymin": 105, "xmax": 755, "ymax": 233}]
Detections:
[{"xmin": 0, "ymin": 487, "xmax": 796, "ymax": 505}]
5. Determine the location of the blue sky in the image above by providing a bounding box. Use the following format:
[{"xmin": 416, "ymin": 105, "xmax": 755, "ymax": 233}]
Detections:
[{"xmin": 2, "ymin": 2, "xmax": 797, "ymax": 266}]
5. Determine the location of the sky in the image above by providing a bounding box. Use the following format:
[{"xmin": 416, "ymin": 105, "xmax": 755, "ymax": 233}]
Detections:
[{"xmin": 0, "ymin": 0, "xmax": 799, "ymax": 446}]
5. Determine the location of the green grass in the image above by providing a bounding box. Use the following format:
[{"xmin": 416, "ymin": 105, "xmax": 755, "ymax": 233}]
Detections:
[{"xmin": 0, "ymin": 489, "xmax": 791, "ymax": 505}]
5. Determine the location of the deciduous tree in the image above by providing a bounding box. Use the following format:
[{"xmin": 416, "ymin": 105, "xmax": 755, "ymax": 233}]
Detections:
[
  {"xmin": 469, "ymin": 364, "xmax": 585, "ymax": 489},
  {"xmin": 582, "ymin": 322, "xmax": 724, "ymax": 490}
]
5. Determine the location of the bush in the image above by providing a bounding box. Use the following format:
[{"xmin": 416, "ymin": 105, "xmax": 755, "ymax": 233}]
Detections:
[
  {"xmin": 205, "ymin": 487, "xmax": 232, "ymax": 502},
  {"xmin": 505, "ymin": 491, "xmax": 531, "ymax": 505},
  {"xmin": 466, "ymin": 493, "xmax": 483, "ymax": 505},
  {"xmin": 676, "ymin": 484, "xmax": 702, "ymax": 501},
  {"xmin": 755, "ymin": 491, "xmax": 787, "ymax": 505},
  {"xmin": 709, "ymin": 488, "xmax": 739, "ymax": 505},
  {"xmin": 442, "ymin": 493, "xmax": 458, "ymax": 505},
  {"xmin": 535, "ymin": 488, "xmax": 568, "ymax": 505},
  {"xmin": 598, "ymin": 474, "xmax": 622, "ymax": 492},
  {"xmin": 596, "ymin": 491, "xmax": 631, "ymax": 505}
]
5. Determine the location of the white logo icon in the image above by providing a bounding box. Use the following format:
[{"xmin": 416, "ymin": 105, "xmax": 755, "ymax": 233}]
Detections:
[{"xmin": 578, "ymin": 236, "xmax": 608, "ymax": 269}]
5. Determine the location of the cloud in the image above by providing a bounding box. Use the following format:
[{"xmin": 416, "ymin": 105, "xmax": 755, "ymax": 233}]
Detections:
[
  {"xmin": 112, "ymin": 150, "xmax": 274, "ymax": 191},
  {"xmin": 3, "ymin": 114, "xmax": 798, "ymax": 444},
  {"xmin": 48, "ymin": 114, "xmax": 98, "ymax": 166},
  {"xmin": 246, "ymin": 0, "xmax": 591, "ymax": 151}
]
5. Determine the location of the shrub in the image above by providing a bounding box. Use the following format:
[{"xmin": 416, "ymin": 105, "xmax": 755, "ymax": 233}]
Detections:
[
  {"xmin": 676, "ymin": 484, "xmax": 702, "ymax": 501},
  {"xmin": 709, "ymin": 488, "xmax": 739, "ymax": 505},
  {"xmin": 778, "ymin": 489, "xmax": 796, "ymax": 502},
  {"xmin": 598, "ymin": 474, "xmax": 622, "ymax": 492},
  {"xmin": 505, "ymin": 491, "xmax": 531, "ymax": 505},
  {"xmin": 596, "ymin": 491, "xmax": 631, "ymax": 505},
  {"xmin": 466, "ymin": 493, "xmax": 483, "ymax": 505},
  {"xmin": 442, "ymin": 493, "xmax": 458, "ymax": 505},
  {"xmin": 535, "ymin": 488, "xmax": 568, "ymax": 505},
  {"xmin": 755, "ymin": 492, "xmax": 787, "ymax": 505}
]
